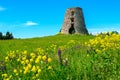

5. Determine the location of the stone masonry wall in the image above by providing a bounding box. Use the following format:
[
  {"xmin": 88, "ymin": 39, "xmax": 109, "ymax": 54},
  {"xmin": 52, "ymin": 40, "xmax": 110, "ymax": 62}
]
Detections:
[{"xmin": 61, "ymin": 7, "xmax": 88, "ymax": 34}]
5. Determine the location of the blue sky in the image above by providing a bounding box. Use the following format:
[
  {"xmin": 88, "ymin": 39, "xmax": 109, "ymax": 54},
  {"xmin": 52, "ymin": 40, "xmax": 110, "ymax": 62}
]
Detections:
[{"xmin": 0, "ymin": 0, "xmax": 120, "ymax": 38}]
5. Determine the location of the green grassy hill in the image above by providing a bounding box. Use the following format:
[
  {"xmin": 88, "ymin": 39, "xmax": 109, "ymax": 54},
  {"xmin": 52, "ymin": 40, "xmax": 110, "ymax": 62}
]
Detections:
[
  {"xmin": 0, "ymin": 33, "xmax": 120, "ymax": 80},
  {"xmin": 0, "ymin": 34, "xmax": 93, "ymax": 59}
]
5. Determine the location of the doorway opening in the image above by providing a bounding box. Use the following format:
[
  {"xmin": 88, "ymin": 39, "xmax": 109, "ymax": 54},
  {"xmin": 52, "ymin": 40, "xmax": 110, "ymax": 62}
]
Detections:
[{"xmin": 69, "ymin": 24, "xmax": 75, "ymax": 34}]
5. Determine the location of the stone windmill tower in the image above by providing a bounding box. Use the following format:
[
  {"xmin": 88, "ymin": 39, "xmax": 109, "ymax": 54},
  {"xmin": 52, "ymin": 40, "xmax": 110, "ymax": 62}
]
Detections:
[{"xmin": 60, "ymin": 7, "xmax": 88, "ymax": 34}]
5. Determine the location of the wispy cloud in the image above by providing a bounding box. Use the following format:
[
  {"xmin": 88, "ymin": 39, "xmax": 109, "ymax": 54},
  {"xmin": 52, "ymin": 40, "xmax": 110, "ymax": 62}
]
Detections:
[
  {"xmin": 0, "ymin": 6, "xmax": 6, "ymax": 11},
  {"xmin": 25, "ymin": 21, "xmax": 38, "ymax": 26}
]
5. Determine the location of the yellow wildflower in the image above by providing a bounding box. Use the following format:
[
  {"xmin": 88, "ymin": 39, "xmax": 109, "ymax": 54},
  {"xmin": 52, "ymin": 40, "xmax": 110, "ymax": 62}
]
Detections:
[
  {"xmin": 16, "ymin": 73, "xmax": 18, "ymax": 76},
  {"xmin": 37, "ymin": 55, "xmax": 41, "ymax": 59},
  {"xmin": 32, "ymin": 76, "xmax": 36, "ymax": 79},
  {"xmin": 23, "ymin": 50, "xmax": 27, "ymax": 55},
  {"xmin": 24, "ymin": 70, "xmax": 27, "ymax": 74},
  {"xmin": 25, "ymin": 59, "xmax": 29, "ymax": 64},
  {"xmin": 17, "ymin": 58, "xmax": 20, "ymax": 62},
  {"xmin": 42, "ymin": 55, "xmax": 47, "ymax": 61},
  {"xmin": 48, "ymin": 58, "xmax": 52, "ymax": 63},
  {"xmin": 24, "ymin": 66, "xmax": 29, "ymax": 74},
  {"xmin": 21, "ymin": 61, "xmax": 25, "ymax": 65},
  {"xmin": 36, "ymin": 66, "xmax": 40, "ymax": 69},
  {"xmin": 31, "ymin": 66, "xmax": 36, "ymax": 72},
  {"xmin": 13, "ymin": 68, "xmax": 17, "ymax": 73},
  {"xmin": 35, "ymin": 58, "xmax": 40, "ymax": 63},
  {"xmin": 27, "ymin": 64, "xmax": 32, "ymax": 69},
  {"xmin": 5, "ymin": 56, "xmax": 9, "ymax": 62},
  {"xmin": 9, "ymin": 75, "xmax": 12, "ymax": 79},
  {"xmin": 30, "ymin": 53, "xmax": 36, "ymax": 58},
  {"xmin": 22, "ymin": 56, "xmax": 26, "ymax": 60},
  {"xmin": 5, "ymin": 56, "xmax": 9, "ymax": 60},
  {"xmin": 5, "ymin": 78, "xmax": 10, "ymax": 80},
  {"xmin": 2, "ymin": 73, "xmax": 7, "ymax": 78},
  {"xmin": 38, "ymin": 69, "xmax": 41, "ymax": 73},
  {"xmin": 20, "ymin": 69, "xmax": 22, "ymax": 73},
  {"xmin": 37, "ymin": 48, "xmax": 44, "ymax": 54},
  {"xmin": 30, "ymin": 58, "xmax": 34, "ymax": 63},
  {"xmin": 96, "ymin": 49, "xmax": 101, "ymax": 53},
  {"xmin": 36, "ymin": 73, "xmax": 39, "ymax": 77},
  {"xmin": 48, "ymin": 66, "xmax": 52, "ymax": 70}
]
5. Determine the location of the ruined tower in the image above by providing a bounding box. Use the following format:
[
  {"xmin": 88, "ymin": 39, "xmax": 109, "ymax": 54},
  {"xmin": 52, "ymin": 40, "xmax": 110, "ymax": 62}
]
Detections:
[{"xmin": 61, "ymin": 7, "xmax": 88, "ymax": 34}]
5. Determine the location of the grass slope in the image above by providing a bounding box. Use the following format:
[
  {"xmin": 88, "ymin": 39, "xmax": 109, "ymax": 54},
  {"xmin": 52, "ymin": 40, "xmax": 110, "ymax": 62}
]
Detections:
[
  {"xmin": 1, "ymin": 33, "xmax": 119, "ymax": 79},
  {"xmin": 0, "ymin": 34, "xmax": 93, "ymax": 60}
]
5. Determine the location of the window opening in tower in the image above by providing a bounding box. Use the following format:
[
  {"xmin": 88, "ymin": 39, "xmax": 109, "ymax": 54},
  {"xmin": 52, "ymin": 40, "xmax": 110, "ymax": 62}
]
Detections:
[
  {"xmin": 71, "ymin": 18, "xmax": 74, "ymax": 22},
  {"xmin": 71, "ymin": 11, "xmax": 74, "ymax": 16}
]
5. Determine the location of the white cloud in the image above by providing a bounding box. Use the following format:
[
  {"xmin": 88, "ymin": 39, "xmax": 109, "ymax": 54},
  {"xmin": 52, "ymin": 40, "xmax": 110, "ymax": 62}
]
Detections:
[
  {"xmin": 0, "ymin": 6, "xmax": 6, "ymax": 11},
  {"xmin": 25, "ymin": 21, "xmax": 38, "ymax": 26}
]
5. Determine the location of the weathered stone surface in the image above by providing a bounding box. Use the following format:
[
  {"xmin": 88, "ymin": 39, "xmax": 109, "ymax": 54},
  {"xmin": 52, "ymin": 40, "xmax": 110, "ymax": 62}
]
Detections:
[{"xmin": 61, "ymin": 7, "xmax": 88, "ymax": 35}]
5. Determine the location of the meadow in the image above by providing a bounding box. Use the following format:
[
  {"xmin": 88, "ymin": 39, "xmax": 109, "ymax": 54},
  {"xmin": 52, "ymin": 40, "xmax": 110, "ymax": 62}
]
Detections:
[{"xmin": 0, "ymin": 32, "xmax": 120, "ymax": 80}]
